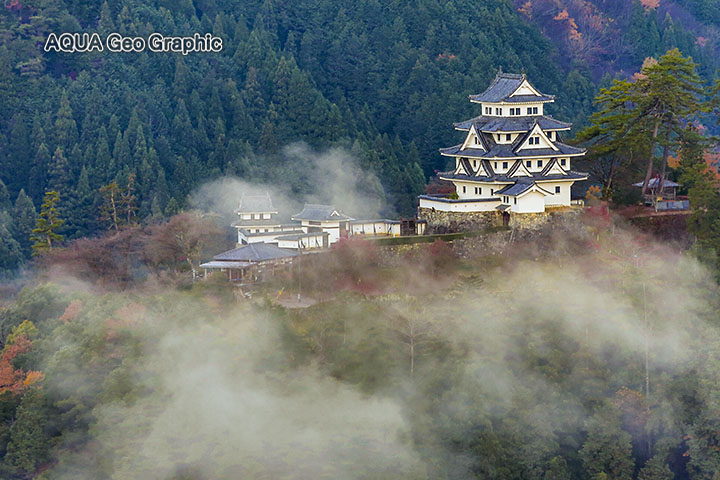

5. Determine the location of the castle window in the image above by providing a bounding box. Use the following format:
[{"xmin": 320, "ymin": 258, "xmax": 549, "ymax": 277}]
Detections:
[
  {"xmin": 491, "ymin": 188, "xmax": 494, "ymax": 195},
  {"xmin": 479, "ymin": 187, "xmax": 482, "ymax": 195},
  {"xmin": 527, "ymin": 107, "xmax": 532, "ymax": 115},
  {"xmin": 526, "ymin": 160, "xmax": 531, "ymax": 168},
  {"xmin": 506, "ymin": 134, "xmax": 511, "ymax": 141},
  {"xmin": 494, "ymin": 162, "xmax": 498, "ymax": 169},
  {"xmin": 533, "ymin": 107, "xmax": 538, "ymax": 114},
  {"xmin": 538, "ymin": 160, "xmax": 543, "ymax": 168},
  {"xmin": 549, "ymin": 131, "xmax": 554, "ymax": 140},
  {"xmin": 497, "ymin": 134, "xmax": 501, "ymax": 141},
  {"xmin": 514, "ymin": 197, "xmax": 517, "ymax": 204},
  {"xmin": 474, "ymin": 136, "xmax": 479, "ymax": 145},
  {"xmin": 475, "ymin": 187, "xmax": 478, "ymax": 194},
  {"xmin": 496, "ymin": 107, "xmax": 502, "ymax": 115},
  {"xmin": 502, "ymin": 161, "xmax": 508, "ymax": 169},
  {"xmin": 555, "ymin": 186, "xmax": 561, "ymax": 194},
  {"xmin": 462, "ymin": 186, "xmax": 466, "ymax": 193},
  {"xmin": 473, "ymin": 159, "xmax": 477, "ymax": 168},
  {"xmin": 561, "ymin": 158, "xmax": 566, "ymax": 166}
]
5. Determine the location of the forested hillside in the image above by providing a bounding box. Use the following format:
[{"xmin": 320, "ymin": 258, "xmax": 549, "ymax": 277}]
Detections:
[{"xmin": 0, "ymin": 1, "xmax": 596, "ymax": 251}]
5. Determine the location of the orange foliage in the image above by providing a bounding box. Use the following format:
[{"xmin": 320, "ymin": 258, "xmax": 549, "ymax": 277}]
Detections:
[
  {"xmin": 23, "ymin": 371, "xmax": 45, "ymax": 387},
  {"xmin": 59, "ymin": 299, "xmax": 83, "ymax": 323},
  {"xmin": 0, "ymin": 335, "xmax": 39, "ymax": 394},
  {"xmin": 704, "ymin": 151, "xmax": 720, "ymax": 179},
  {"xmin": 518, "ymin": 0, "xmax": 533, "ymax": 16},
  {"xmin": 554, "ymin": 9, "xmax": 570, "ymax": 21},
  {"xmin": 640, "ymin": 0, "xmax": 660, "ymax": 9}
]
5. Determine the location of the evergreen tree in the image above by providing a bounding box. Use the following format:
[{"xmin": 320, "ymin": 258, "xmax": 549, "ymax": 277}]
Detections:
[
  {"xmin": 580, "ymin": 406, "xmax": 634, "ymax": 480},
  {"xmin": 54, "ymin": 92, "xmax": 78, "ymax": 151},
  {"xmin": 0, "ymin": 212, "xmax": 23, "ymax": 275},
  {"xmin": 0, "ymin": 179, "xmax": 10, "ymax": 211},
  {"xmin": 30, "ymin": 191, "xmax": 64, "ymax": 255},
  {"xmin": 4, "ymin": 389, "xmax": 50, "ymax": 476},
  {"xmin": 65, "ymin": 167, "xmax": 96, "ymax": 238},
  {"xmin": 13, "ymin": 189, "xmax": 36, "ymax": 258},
  {"xmin": 48, "ymin": 147, "xmax": 72, "ymax": 194}
]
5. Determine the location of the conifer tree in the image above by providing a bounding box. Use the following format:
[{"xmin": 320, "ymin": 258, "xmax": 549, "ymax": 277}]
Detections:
[
  {"xmin": 0, "ymin": 212, "xmax": 22, "ymax": 275},
  {"xmin": 4, "ymin": 388, "xmax": 50, "ymax": 476},
  {"xmin": 0, "ymin": 179, "xmax": 10, "ymax": 211},
  {"xmin": 54, "ymin": 92, "xmax": 78, "ymax": 151},
  {"xmin": 13, "ymin": 189, "xmax": 36, "ymax": 258},
  {"xmin": 30, "ymin": 191, "xmax": 64, "ymax": 255}
]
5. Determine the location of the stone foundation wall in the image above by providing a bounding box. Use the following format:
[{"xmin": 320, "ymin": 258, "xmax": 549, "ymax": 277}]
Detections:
[
  {"xmin": 418, "ymin": 206, "xmax": 583, "ymax": 233},
  {"xmin": 417, "ymin": 208, "xmax": 501, "ymax": 234}
]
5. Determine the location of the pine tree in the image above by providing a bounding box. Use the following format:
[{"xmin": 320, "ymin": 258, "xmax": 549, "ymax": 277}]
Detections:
[{"xmin": 30, "ymin": 191, "xmax": 64, "ymax": 255}]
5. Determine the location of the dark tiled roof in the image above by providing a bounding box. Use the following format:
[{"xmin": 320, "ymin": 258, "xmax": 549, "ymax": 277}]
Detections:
[
  {"xmin": 440, "ymin": 146, "xmax": 486, "ymax": 159},
  {"xmin": 292, "ymin": 204, "xmax": 352, "ymax": 221},
  {"xmin": 236, "ymin": 193, "xmax": 277, "ymax": 213},
  {"xmin": 454, "ymin": 115, "xmax": 572, "ymax": 132},
  {"xmin": 438, "ymin": 167, "xmax": 589, "ymax": 184},
  {"xmin": 468, "ymin": 73, "xmax": 554, "ymax": 103},
  {"xmin": 440, "ymin": 140, "xmax": 585, "ymax": 159},
  {"xmin": 496, "ymin": 182, "xmax": 534, "ymax": 196},
  {"xmin": 502, "ymin": 94, "xmax": 555, "ymax": 103},
  {"xmin": 213, "ymin": 243, "xmax": 298, "ymax": 262}
]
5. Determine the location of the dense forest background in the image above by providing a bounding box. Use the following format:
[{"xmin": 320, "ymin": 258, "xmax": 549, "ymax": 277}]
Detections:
[
  {"xmin": 1, "ymin": 0, "xmax": 717, "ymax": 271},
  {"xmin": 2, "ymin": 1, "xmax": 720, "ymax": 479}
]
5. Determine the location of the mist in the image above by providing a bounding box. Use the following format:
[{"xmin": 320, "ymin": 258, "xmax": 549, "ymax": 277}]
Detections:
[
  {"xmin": 189, "ymin": 143, "xmax": 388, "ymax": 224},
  {"xmin": 12, "ymin": 219, "xmax": 720, "ymax": 479}
]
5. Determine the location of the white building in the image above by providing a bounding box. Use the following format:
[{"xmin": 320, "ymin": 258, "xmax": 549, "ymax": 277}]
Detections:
[
  {"xmin": 291, "ymin": 204, "xmax": 354, "ymax": 244},
  {"xmin": 419, "ymin": 71, "xmax": 588, "ymax": 214},
  {"xmin": 234, "ymin": 193, "xmax": 304, "ymax": 245}
]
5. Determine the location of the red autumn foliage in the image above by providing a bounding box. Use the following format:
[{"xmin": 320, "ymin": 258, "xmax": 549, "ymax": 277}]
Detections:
[
  {"xmin": 0, "ymin": 335, "xmax": 35, "ymax": 394},
  {"xmin": 40, "ymin": 213, "xmax": 228, "ymax": 287}
]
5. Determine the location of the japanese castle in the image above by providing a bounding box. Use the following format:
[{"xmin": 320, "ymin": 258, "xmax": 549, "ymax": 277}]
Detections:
[{"xmin": 419, "ymin": 71, "xmax": 587, "ymax": 214}]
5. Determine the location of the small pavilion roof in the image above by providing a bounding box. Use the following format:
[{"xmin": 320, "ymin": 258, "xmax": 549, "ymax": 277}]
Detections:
[
  {"xmin": 236, "ymin": 193, "xmax": 277, "ymax": 214},
  {"xmin": 213, "ymin": 243, "xmax": 298, "ymax": 262},
  {"xmin": 469, "ymin": 72, "xmax": 554, "ymax": 103},
  {"xmin": 292, "ymin": 204, "xmax": 353, "ymax": 222},
  {"xmin": 632, "ymin": 178, "xmax": 679, "ymax": 188}
]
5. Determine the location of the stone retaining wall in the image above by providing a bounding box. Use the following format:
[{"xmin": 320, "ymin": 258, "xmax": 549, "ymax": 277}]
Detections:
[
  {"xmin": 418, "ymin": 206, "xmax": 583, "ymax": 234},
  {"xmin": 417, "ymin": 208, "xmax": 501, "ymax": 234}
]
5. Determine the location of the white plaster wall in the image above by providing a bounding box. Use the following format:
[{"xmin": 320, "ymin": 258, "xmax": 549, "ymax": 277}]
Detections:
[
  {"xmin": 541, "ymin": 182, "xmax": 572, "ymax": 206},
  {"xmin": 514, "ymin": 191, "xmax": 546, "ymax": 213},
  {"xmin": 419, "ymin": 197, "xmax": 500, "ymax": 212}
]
